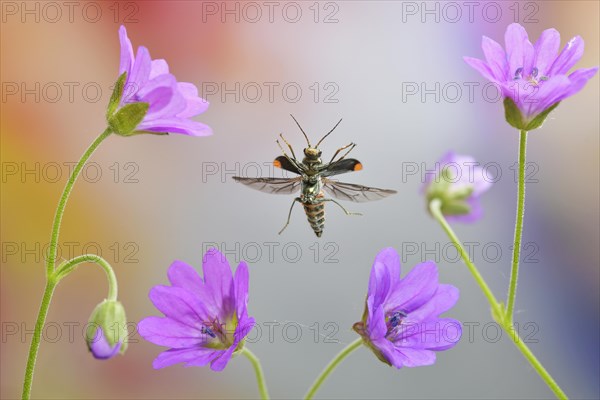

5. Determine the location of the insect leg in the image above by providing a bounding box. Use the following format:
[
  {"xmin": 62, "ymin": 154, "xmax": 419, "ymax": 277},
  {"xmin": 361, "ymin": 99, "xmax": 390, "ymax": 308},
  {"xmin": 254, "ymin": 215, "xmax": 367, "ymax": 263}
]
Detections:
[
  {"xmin": 276, "ymin": 139, "xmax": 303, "ymax": 172},
  {"xmin": 278, "ymin": 197, "xmax": 302, "ymax": 235},
  {"xmin": 279, "ymin": 133, "xmax": 298, "ymax": 160},
  {"xmin": 321, "ymin": 198, "xmax": 362, "ymax": 216},
  {"xmin": 328, "ymin": 143, "xmax": 356, "ymax": 165}
]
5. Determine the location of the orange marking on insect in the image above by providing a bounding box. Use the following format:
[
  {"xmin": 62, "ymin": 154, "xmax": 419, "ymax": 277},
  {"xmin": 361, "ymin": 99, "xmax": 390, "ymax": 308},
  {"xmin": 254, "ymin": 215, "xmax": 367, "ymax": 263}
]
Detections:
[
  {"xmin": 354, "ymin": 163, "xmax": 363, "ymax": 171},
  {"xmin": 273, "ymin": 159, "xmax": 282, "ymax": 168}
]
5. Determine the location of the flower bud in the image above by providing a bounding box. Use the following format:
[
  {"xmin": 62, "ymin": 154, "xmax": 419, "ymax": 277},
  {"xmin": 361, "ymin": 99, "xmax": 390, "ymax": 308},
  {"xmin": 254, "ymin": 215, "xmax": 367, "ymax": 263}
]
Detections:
[
  {"xmin": 86, "ymin": 300, "xmax": 128, "ymax": 360},
  {"xmin": 423, "ymin": 152, "xmax": 492, "ymax": 223}
]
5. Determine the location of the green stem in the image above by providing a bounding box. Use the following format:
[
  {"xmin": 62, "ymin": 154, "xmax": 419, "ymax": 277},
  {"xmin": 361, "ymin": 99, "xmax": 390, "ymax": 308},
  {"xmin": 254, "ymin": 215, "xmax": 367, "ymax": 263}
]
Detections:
[
  {"xmin": 240, "ymin": 347, "xmax": 269, "ymax": 400},
  {"xmin": 21, "ymin": 279, "xmax": 57, "ymax": 400},
  {"xmin": 304, "ymin": 338, "xmax": 363, "ymax": 400},
  {"xmin": 430, "ymin": 199, "xmax": 567, "ymax": 399},
  {"xmin": 23, "ymin": 129, "xmax": 112, "ymax": 400},
  {"xmin": 56, "ymin": 254, "xmax": 118, "ymax": 301},
  {"xmin": 506, "ymin": 130, "xmax": 527, "ymax": 323},
  {"xmin": 505, "ymin": 325, "xmax": 568, "ymax": 399},
  {"xmin": 429, "ymin": 199, "xmax": 501, "ymax": 314},
  {"xmin": 45, "ymin": 128, "xmax": 112, "ymax": 276}
]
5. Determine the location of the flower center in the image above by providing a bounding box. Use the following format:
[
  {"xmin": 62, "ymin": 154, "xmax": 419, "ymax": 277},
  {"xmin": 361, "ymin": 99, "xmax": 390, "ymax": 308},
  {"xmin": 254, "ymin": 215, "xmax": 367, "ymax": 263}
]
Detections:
[
  {"xmin": 386, "ymin": 310, "xmax": 407, "ymax": 330},
  {"xmin": 200, "ymin": 325, "xmax": 217, "ymax": 339},
  {"xmin": 513, "ymin": 67, "xmax": 549, "ymax": 86},
  {"xmin": 200, "ymin": 318, "xmax": 236, "ymax": 349}
]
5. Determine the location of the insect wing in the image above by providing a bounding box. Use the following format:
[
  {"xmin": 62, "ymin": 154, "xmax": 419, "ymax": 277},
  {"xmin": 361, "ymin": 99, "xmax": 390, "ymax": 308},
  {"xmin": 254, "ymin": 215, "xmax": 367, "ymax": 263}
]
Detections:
[
  {"xmin": 321, "ymin": 158, "xmax": 363, "ymax": 177},
  {"xmin": 232, "ymin": 177, "xmax": 302, "ymax": 195},
  {"xmin": 322, "ymin": 178, "xmax": 397, "ymax": 203},
  {"xmin": 274, "ymin": 156, "xmax": 301, "ymax": 175}
]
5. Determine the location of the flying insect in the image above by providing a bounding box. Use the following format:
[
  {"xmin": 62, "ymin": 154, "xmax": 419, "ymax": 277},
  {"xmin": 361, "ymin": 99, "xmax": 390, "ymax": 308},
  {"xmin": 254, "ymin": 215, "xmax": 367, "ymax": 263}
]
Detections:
[{"xmin": 233, "ymin": 115, "xmax": 397, "ymax": 237}]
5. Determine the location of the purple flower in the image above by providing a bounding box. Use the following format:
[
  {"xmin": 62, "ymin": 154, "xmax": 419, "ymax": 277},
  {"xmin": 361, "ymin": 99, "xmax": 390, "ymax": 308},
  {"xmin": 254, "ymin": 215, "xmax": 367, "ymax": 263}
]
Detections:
[
  {"xmin": 353, "ymin": 248, "xmax": 462, "ymax": 368},
  {"xmin": 423, "ymin": 151, "xmax": 492, "ymax": 223},
  {"xmin": 464, "ymin": 23, "xmax": 597, "ymax": 130},
  {"xmin": 88, "ymin": 327, "xmax": 123, "ymax": 360},
  {"xmin": 138, "ymin": 249, "xmax": 255, "ymax": 371},
  {"xmin": 115, "ymin": 25, "xmax": 212, "ymax": 136}
]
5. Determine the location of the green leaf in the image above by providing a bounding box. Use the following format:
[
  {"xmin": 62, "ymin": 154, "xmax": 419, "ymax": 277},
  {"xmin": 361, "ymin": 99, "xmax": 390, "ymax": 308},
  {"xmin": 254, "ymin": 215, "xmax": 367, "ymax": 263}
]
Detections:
[
  {"xmin": 108, "ymin": 102, "xmax": 149, "ymax": 136},
  {"xmin": 503, "ymin": 97, "xmax": 526, "ymax": 130},
  {"xmin": 525, "ymin": 101, "xmax": 560, "ymax": 131},
  {"xmin": 106, "ymin": 72, "xmax": 127, "ymax": 120}
]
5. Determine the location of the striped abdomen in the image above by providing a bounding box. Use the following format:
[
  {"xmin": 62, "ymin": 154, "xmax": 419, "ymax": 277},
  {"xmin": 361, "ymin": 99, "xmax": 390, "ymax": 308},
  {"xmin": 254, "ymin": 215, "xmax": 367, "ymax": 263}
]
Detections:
[{"xmin": 303, "ymin": 193, "xmax": 325, "ymax": 237}]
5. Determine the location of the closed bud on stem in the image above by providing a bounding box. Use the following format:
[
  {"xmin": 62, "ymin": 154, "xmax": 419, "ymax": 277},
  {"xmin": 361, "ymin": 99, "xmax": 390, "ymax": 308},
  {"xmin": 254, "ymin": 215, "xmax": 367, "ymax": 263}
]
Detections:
[{"xmin": 86, "ymin": 300, "xmax": 128, "ymax": 360}]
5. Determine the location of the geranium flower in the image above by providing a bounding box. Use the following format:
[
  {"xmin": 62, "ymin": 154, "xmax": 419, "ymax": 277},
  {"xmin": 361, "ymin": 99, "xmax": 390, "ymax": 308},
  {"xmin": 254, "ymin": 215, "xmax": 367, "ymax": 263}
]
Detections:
[
  {"xmin": 109, "ymin": 25, "xmax": 212, "ymax": 136},
  {"xmin": 353, "ymin": 248, "xmax": 462, "ymax": 368},
  {"xmin": 138, "ymin": 249, "xmax": 254, "ymax": 371},
  {"xmin": 423, "ymin": 152, "xmax": 492, "ymax": 223},
  {"xmin": 464, "ymin": 23, "xmax": 597, "ymax": 130}
]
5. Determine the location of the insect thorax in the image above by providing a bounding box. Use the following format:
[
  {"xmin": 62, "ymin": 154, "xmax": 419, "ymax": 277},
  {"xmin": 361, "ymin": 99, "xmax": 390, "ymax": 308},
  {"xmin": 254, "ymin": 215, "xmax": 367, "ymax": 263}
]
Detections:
[{"xmin": 301, "ymin": 176, "xmax": 323, "ymax": 203}]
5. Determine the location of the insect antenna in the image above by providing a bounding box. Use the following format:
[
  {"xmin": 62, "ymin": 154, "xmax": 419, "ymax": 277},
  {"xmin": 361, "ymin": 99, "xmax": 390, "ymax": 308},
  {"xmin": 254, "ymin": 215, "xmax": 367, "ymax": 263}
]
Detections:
[
  {"xmin": 315, "ymin": 118, "xmax": 342, "ymax": 148},
  {"xmin": 290, "ymin": 114, "xmax": 311, "ymax": 147}
]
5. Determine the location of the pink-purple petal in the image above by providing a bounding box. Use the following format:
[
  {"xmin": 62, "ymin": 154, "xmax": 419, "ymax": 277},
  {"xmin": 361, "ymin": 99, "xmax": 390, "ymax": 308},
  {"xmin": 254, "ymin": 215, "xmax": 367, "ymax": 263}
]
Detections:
[
  {"xmin": 201, "ymin": 249, "xmax": 235, "ymax": 317},
  {"xmin": 385, "ymin": 261, "xmax": 439, "ymax": 313},
  {"xmin": 522, "ymin": 39, "xmax": 536, "ymax": 78},
  {"xmin": 408, "ymin": 284, "xmax": 460, "ymax": 322},
  {"xmin": 138, "ymin": 75, "xmax": 188, "ymax": 119},
  {"xmin": 149, "ymin": 285, "xmax": 211, "ymax": 327},
  {"xmin": 569, "ymin": 66, "xmax": 599, "ymax": 83},
  {"xmin": 118, "ymin": 26, "xmax": 134, "ymax": 77},
  {"xmin": 177, "ymin": 82, "xmax": 210, "ymax": 117},
  {"xmin": 234, "ymin": 261, "xmax": 250, "ymax": 318},
  {"xmin": 137, "ymin": 118, "xmax": 213, "ymax": 136},
  {"xmin": 167, "ymin": 260, "xmax": 204, "ymax": 294},
  {"xmin": 505, "ymin": 23, "xmax": 530, "ymax": 76},
  {"xmin": 88, "ymin": 327, "xmax": 122, "ymax": 360},
  {"xmin": 549, "ymin": 36, "xmax": 584, "ymax": 76},
  {"xmin": 395, "ymin": 318, "xmax": 462, "ymax": 351},
  {"xmin": 210, "ymin": 346, "xmax": 236, "ymax": 371},
  {"xmin": 128, "ymin": 46, "xmax": 152, "ymax": 95},
  {"xmin": 482, "ymin": 36, "xmax": 508, "ymax": 81},
  {"xmin": 367, "ymin": 303, "xmax": 387, "ymax": 340},
  {"xmin": 235, "ymin": 316, "xmax": 256, "ymax": 343},
  {"xmin": 138, "ymin": 316, "xmax": 206, "ymax": 348},
  {"xmin": 153, "ymin": 347, "xmax": 218, "ymax": 369},
  {"xmin": 534, "ymin": 28, "xmax": 561, "ymax": 77},
  {"xmin": 371, "ymin": 338, "xmax": 438, "ymax": 368},
  {"xmin": 368, "ymin": 247, "xmax": 400, "ymax": 307},
  {"xmin": 394, "ymin": 347, "xmax": 437, "ymax": 368},
  {"xmin": 150, "ymin": 59, "xmax": 170, "ymax": 80},
  {"xmin": 371, "ymin": 338, "xmax": 403, "ymax": 368},
  {"xmin": 524, "ymin": 75, "xmax": 571, "ymax": 119},
  {"xmin": 463, "ymin": 57, "xmax": 498, "ymax": 83}
]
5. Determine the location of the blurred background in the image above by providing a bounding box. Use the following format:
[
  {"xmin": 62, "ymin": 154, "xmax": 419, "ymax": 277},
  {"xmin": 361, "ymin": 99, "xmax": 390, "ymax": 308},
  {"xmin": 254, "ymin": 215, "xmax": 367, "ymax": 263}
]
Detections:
[{"xmin": 1, "ymin": 1, "xmax": 598, "ymax": 398}]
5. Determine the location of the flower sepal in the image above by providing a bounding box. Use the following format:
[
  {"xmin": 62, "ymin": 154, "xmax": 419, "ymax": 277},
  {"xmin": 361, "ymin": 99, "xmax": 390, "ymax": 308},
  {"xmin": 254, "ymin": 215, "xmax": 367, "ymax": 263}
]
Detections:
[
  {"xmin": 426, "ymin": 167, "xmax": 475, "ymax": 218},
  {"xmin": 108, "ymin": 102, "xmax": 150, "ymax": 136},
  {"xmin": 86, "ymin": 299, "xmax": 128, "ymax": 359},
  {"xmin": 106, "ymin": 72, "xmax": 127, "ymax": 120},
  {"xmin": 504, "ymin": 98, "xmax": 561, "ymax": 131}
]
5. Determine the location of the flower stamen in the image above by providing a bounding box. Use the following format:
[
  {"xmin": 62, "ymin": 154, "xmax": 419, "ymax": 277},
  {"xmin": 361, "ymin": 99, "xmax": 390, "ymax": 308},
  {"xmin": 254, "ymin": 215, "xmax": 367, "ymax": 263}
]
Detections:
[
  {"xmin": 387, "ymin": 310, "xmax": 408, "ymax": 329},
  {"xmin": 513, "ymin": 67, "xmax": 523, "ymax": 80},
  {"xmin": 201, "ymin": 325, "xmax": 217, "ymax": 339}
]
